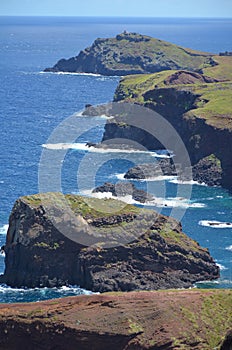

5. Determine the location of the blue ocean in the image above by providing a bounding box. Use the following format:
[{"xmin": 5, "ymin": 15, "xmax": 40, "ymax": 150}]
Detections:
[{"xmin": 0, "ymin": 16, "xmax": 231, "ymax": 303}]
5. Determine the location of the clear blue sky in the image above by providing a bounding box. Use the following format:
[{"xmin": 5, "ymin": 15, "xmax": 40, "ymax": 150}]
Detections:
[{"xmin": 1, "ymin": 0, "xmax": 232, "ymax": 17}]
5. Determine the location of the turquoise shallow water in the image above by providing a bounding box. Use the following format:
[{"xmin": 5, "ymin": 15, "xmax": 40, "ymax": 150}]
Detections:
[{"xmin": 0, "ymin": 17, "xmax": 231, "ymax": 302}]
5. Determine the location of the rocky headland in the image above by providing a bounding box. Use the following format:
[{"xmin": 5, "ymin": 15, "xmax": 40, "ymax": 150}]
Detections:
[
  {"xmin": 0, "ymin": 290, "xmax": 231, "ymax": 350},
  {"xmin": 0, "ymin": 193, "xmax": 219, "ymax": 291},
  {"xmin": 43, "ymin": 32, "xmax": 232, "ymax": 189},
  {"xmin": 44, "ymin": 32, "xmax": 216, "ymax": 76},
  {"xmin": 101, "ymin": 59, "xmax": 232, "ymax": 190}
]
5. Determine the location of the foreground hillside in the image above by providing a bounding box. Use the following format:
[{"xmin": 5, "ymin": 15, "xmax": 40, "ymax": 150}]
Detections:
[{"xmin": 0, "ymin": 290, "xmax": 231, "ymax": 349}]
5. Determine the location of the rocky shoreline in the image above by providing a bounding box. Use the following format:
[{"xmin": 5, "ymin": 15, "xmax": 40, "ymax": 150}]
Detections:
[
  {"xmin": 123, "ymin": 155, "xmax": 222, "ymax": 187},
  {"xmin": 44, "ymin": 32, "xmax": 232, "ymax": 190},
  {"xmin": 0, "ymin": 31, "xmax": 231, "ymax": 349}
]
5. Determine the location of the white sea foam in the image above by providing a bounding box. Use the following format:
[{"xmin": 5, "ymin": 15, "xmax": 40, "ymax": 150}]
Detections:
[
  {"xmin": 82, "ymin": 189, "xmax": 138, "ymax": 205},
  {"xmin": 199, "ymin": 220, "xmax": 232, "ymax": 228},
  {"xmin": 169, "ymin": 179, "xmax": 207, "ymax": 186},
  {"xmin": 83, "ymin": 189, "xmax": 205, "ymax": 209},
  {"xmin": 115, "ymin": 173, "xmax": 126, "ymax": 180},
  {"xmin": 42, "ymin": 143, "xmax": 172, "ymax": 159},
  {"xmin": 216, "ymin": 263, "xmax": 228, "ymax": 271},
  {"xmin": 116, "ymin": 174, "xmax": 178, "ymax": 182},
  {"xmin": 0, "ymin": 224, "xmax": 8, "ymax": 235},
  {"xmin": 0, "ymin": 284, "xmax": 94, "ymax": 296},
  {"xmin": 225, "ymin": 245, "xmax": 232, "ymax": 251},
  {"xmin": 40, "ymin": 71, "xmax": 102, "ymax": 77},
  {"xmin": 72, "ymin": 110, "xmax": 114, "ymax": 119},
  {"xmin": 151, "ymin": 153, "xmax": 172, "ymax": 159},
  {"xmin": 146, "ymin": 197, "xmax": 205, "ymax": 209},
  {"xmin": 78, "ymin": 113, "xmax": 114, "ymax": 120},
  {"xmin": 195, "ymin": 280, "xmax": 219, "ymax": 285}
]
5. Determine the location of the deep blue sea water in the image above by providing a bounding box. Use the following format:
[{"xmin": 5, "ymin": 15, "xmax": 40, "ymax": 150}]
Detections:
[{"xmin": 0, "ymin": 16, "xmax": 231, "ymax": 302}]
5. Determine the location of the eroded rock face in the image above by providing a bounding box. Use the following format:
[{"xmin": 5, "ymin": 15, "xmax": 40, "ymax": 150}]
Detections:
[
  {"xmin": 106, "ymin": 76, "xmax": 232, "ymax": 190},
  {"xmin": 163, "ymin": 70, "xmax": 219, "ymax": 85},
  {"xmin": 0, "ymin": 193, "xmax": 219, "ymax": 291},
  {"xmin": 180, "ymin": 154, "xmax": 223, "ymax": 186},
  {"xmin": 0, "ymin": 290, "xmax": 231, "ymax": 350}
]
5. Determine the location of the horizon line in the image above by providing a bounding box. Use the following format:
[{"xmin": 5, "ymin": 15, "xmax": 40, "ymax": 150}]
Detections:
[{"xmin": 1, "ymin": 15, "xmax": 232, "ymax": 19}]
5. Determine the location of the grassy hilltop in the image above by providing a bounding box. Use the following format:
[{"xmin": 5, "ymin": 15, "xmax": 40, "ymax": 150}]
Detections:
[
  {"xmin": 44, "ymin": 32, "xmax": 216, "ymax": 75},
  {"xmin": 114, "ymin": 56, "xmax": 232, "ymax": 130}
]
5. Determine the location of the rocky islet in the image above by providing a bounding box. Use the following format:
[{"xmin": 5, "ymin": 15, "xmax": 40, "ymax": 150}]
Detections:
[{"xmin": 0, "ymin": 193, "xmax": 219, "ymax": 291}]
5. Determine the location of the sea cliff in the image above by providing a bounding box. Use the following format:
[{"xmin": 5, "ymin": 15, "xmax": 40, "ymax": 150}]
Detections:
[
  {"xmin": 44, "ymin": 32, "xmax": 232, "ymax": 189},
  {"xmin": 0, "ymin": 193, "xmax": 219, "ymax": 291},
  {"xmin": 102, "ymin": 60, "xmax": 232, "ymax": 189}
]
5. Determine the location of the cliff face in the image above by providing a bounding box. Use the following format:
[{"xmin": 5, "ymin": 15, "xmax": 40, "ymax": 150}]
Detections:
[
  {"xmin": 0, "ymin": 290, "xmax": 231, "ymax": 350},
  {"xmin": 44, "ymin": 32, "xmax": 216, "ymax": 76},
  {"xmin": 0, "ymin": 193, "xmax": 219, "ymax": 291},
  {"xmin": 102, "ymin": 67, "xmax": 232, "ymax": 189}
]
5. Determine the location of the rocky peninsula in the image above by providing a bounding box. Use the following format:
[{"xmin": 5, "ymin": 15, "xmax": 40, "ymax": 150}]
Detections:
[
  {"xmin": 44, "ymin": 32, "xmax": 216, "ymax": 76},
  {"xmin": 44, "ymin": 32, "xmax": 232, "ymax": 189},
  {"xmin": 0, "ymin": 193, "xmax": 219, "ymax": 291},
  {"xmin": 0, "ymin": 290, "xmax": 231, "ymax": 350}
]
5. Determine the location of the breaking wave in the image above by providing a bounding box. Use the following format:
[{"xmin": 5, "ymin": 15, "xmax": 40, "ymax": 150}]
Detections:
[
  {"xmin": 199, "ymin": 220, "xmax": 232, "ymax": 228},
  {"xmin": 0, "ymin": 284, "xmax": 94, "ymax": 303},
  {"xmin": 83, "ymin": 190, "xmax": 205, "ymax": 209},
  {"xmin": 0, "ymin": 225, "xmax": 8, "ymax": 235},
  {"xmin": 42, "ymin": 142, "xmax": 172, "ymax": 158}
]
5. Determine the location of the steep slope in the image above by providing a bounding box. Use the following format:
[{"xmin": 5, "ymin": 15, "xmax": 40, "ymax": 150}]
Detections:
[
  {"xmin": 0, "ymin": 290, "xmax": 231, "ymax": 350},
  {"xmin": 0, "ymin": 193, "xmax": 219, "ymax": 291},
  {"xmin": 101, "ymin": 66, "xmax": 232, "ymax": 189},
  {"xmin": 44, "ymin": 32, "xmax": 216, "ymax": 76}
]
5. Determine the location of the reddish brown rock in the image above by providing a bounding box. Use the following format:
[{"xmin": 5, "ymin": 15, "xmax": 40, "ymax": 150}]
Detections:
[
  {"xmin": 0, "ymin": 289, "xmax": 231, "ymax": 349},
  {"xmin": 164, "ymin": 70, "xmax": 219, "ymax": 85}
]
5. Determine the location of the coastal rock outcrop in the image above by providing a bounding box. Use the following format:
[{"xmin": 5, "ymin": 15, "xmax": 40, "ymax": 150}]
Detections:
[
  {"xmin": 124, "ymin": 155, "xmax": 222, "ymax": 186},
  {"xmin": 0, "ymin": 290, "xmax": 231, "ymax": 350},
  {"xmin": 93, "ymin": 181, "xmax": 154, "ymax": 203},
  {"xmin": 180, "ymin": 154, "xmax": 222, "ymax": 186},
  {"xmin": 0, "ymin": 193, "xmax": 219, "ymax": 291},
  {"xmin": 44, "ymin": 32, "xmax": 216, "ymax": 76},
  {"xmin": 124, "ymin": 159, "xmax": 177, "ymax": 179}
]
